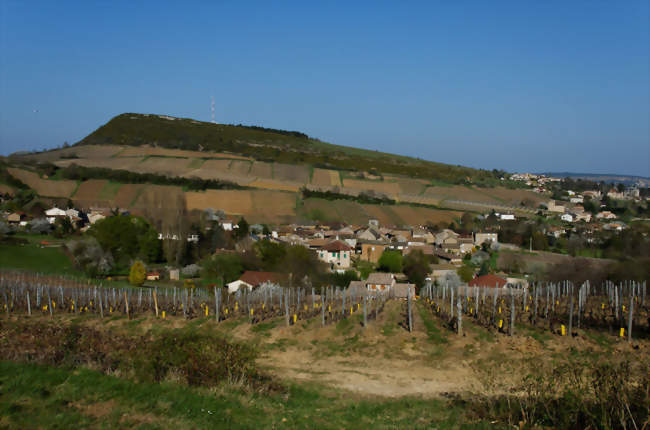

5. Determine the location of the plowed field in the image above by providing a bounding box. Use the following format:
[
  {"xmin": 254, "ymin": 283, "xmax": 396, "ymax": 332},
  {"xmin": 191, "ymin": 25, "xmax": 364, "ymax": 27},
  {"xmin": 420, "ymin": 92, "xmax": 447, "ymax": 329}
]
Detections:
[{"xmin": 7, "ymin": 168, "xmax": 77, "ymax": 198}]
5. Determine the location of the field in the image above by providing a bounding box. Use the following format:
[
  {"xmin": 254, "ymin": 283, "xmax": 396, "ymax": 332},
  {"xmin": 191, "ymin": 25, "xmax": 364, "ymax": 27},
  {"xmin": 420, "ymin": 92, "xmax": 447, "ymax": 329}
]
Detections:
[
  {"xmin": 300, "ymin": 199, "xmax": 462, "ymax": 226},
  {"xmin": 7, "ymin": 168, "xmax": 78, "ymax": 198},
  {"xmin": 0, "ymin": 274, "xmax": 647, "ymax": 429},
  {"xmin": 186, "ymin": 189, "xmax": 296, "ymax": 223},
  {"xmin": 117, "ymin": 145, "xmax": 249, "ymax": 160},
  {"xmin": 133, "ymin": 157, "xmax": 195, "ymax": 176},
  {"xmin": 311, "ymin": 168, "xmax": 341, "ymax": 188},
  {"xmin": 273, "ymin": 163, "xmax": 309, "ymax": 183},
  {"xmin": 343, "ymin": 179, "xmax": 401, "ymax": 196},
  {"xmin": 0, "ymin": 238, "xmax": 82, "ymax": 276}
]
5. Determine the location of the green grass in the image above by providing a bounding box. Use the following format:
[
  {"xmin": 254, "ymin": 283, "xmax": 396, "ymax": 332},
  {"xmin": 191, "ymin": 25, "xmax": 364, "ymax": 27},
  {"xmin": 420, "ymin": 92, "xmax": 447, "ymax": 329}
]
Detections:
[
  {"xmin": 417, "ymin": 303, "xmax": 449, "ymax": 345},
  {"xmin": 0, "ymin": 240, "xmax": 82, "ymax": 276},
  {"xmin": 250, "ymin": 318, "xmax": 281, "ymax": 336},
  {"xmin": 0, "ymin": 361, "xmax": 503, "ymax": 429}
]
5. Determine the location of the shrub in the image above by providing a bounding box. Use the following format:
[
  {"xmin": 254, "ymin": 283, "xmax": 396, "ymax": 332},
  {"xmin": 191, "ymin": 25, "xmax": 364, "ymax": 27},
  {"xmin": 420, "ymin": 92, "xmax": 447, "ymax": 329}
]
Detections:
[{"xmin": 129, "ymin": 260, "xmax": 146, "ymax": 286}]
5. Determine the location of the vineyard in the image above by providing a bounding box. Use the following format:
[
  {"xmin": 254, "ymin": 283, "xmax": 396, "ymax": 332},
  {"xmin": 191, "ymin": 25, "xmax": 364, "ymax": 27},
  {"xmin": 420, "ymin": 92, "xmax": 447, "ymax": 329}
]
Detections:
[
  {"xmin": 420, "ymin": 280, "xmax": 648, "ymax": 342},
  {"xmin": 0, "ymin": 271, "xmax": 390, "ymax": 330}
]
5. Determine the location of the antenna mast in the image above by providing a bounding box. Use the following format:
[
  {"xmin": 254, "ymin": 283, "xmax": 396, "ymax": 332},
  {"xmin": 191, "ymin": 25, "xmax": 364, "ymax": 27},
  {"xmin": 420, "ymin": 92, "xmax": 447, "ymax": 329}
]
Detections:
[{"xmin": 211, "ymin": 96, "xmax": 216, "ymax": 124}]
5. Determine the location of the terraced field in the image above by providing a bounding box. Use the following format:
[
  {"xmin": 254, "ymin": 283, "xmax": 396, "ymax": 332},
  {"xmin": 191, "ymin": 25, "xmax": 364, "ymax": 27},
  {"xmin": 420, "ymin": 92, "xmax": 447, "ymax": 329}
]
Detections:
[
  {"xmin": 186, "ymin": 189, "xmax": 296, "ymax": 223},
  {"xmin": 311, "ymin": 168, "xmax": 341, "ymax": 188},
  {"xmin": 7, "ymin": 168, "xmax": 77, "ymax": 198}
]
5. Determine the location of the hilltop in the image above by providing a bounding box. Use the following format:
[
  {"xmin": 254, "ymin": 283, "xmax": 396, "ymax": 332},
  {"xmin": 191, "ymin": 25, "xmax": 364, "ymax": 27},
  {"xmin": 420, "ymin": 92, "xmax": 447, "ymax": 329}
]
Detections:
[{"xmin": 76, "ymin": 113, "xmax": 496, "ymax": 184}]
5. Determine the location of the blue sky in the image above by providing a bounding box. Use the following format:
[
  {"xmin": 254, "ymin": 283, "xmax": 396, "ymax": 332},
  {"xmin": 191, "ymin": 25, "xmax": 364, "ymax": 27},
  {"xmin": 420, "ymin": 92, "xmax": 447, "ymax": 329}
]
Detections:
[{"xmin": 1, "ymin": 1, "xmax": 648, "ymax": 176}]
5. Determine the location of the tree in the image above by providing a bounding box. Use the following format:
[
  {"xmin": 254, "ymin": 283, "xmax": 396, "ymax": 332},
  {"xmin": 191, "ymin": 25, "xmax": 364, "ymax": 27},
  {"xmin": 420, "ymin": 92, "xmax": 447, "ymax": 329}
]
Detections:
[
  {"xmin": 378, "ymin": 250, "xmax": 403, "ymax": 273},
  {"xmin": 457, "ymin": 265, "xmax": 474, "ymax": 283},
  {"xmin": 129, "ymin": 260, "xmax": 146, "ymax": 286},
  {"xmin": 478, "ymin": 261, "xmax": 490, "ymax": 276},
  {"xmin": 89, "ymin": 215, "xmax": 161, "ymax": 266},
  {"xmin": 233, "ymin": 217, "xmax": 249, "ymax": 241},
  {"xmin": 67, "ymin": 237, "xmax": 114, "ymax": 277},
  {"xmin": 403, "ymin": 250, "xmax": 432, "ymax": 289},
  {"xmin": 53, "ymin": 216, "xmax": 74, "ymax": 238},
  {"xmin": 201, "ymin": 253, "xmax": 244, "ymax": 283}
]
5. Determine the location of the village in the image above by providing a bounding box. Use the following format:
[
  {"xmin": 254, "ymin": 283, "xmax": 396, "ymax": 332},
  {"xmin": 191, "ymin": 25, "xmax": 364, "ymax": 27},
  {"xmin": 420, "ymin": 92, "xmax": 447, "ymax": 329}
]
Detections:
[{"xmin": 2, "ymin": 172, "xmax": 647, "ymax": 297}]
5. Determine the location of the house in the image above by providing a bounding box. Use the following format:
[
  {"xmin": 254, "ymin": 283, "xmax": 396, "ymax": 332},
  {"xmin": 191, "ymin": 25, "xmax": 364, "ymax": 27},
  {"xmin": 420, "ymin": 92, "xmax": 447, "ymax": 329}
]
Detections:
[
  {"xmin": 390, "ymin": 283, "xmax": 416, "ymax": 299},
  {"xmin": 87, "ymin": 211, "xmax": 106, "ymax": 225},
  {"xmin": 227, "ymin": 271, "xmax": 283, "ymax": 294},
  {"xmin": 574, "ymin": 212, "xmax": 592, "ymax": 222},
  {"xmin": 146, "ymin": 272, "xmax": 160, "ymax": 281},
  {"xmin": 359, "ymin": 241, "xmax": 387, "ymax": 263},
  {"xmin": 356, "ymin": 228, "xmax": 383, "ymax": 242},
  {"xmin": 347, "ymin": 280, "xmax": 370, "ymax": 297},
  {"xmin": 603, "ymin": 222, "xmax": 627, "ymax": 231},
  {"xmin": 474, "ymin": 232, "xmax": 498, "ymax": 247},
  {"xmin": 500, "ymin": 213, "xmax": 515, "ymax": 221},
  {"xmin": 365, "ymin": 272, "xmax": 396, "ymax": 292},
  {"xmin": 569, "ymin": 196, "xmax": 584, "ymax": 204},
  {"xmin": 316, "ymin": 240, "xmax": 353, "ymax": 269},
  {"xmin": 547, "ymin": 200, "xmax": 565, "ymax": 213},
  {"xmin": 428, "ymin": 264, "xmax": 458, "ymax": 284},
  {"xmin": 468, "ymin": 274, "xmax": 508, "ymax": 288},
  {"xmin": 65, "ymin": 208, "xmax": 79, "ymax": 219},
  {"xmin": 560, "ymin": 213, "xmax": 574, "ymax": 223},
  {"xmin": 169, "ymin": 269, "xmax": 180, "ymax": 281},
  {"xmin": 220, "ymin": 219, "xmax": 237, "ymax": 231},
  {"xmin": 411, "ymin": 228, "xmax": 434, "ymax": 244},
  {"xmin": 583, "ymin": 190, "xmax": 602, "ymax": 200},
  {"xmin": 6, "ymin": 212, "xmax": 25, "ymax": 225},
  {"xmin": 434, "ymin": 229, "xmax": 459, "ymax": 246},
  {"xmin": 45, "ymin": 207, "xmax": 67, "ymax": 224},
  {"xmin": 596, "ymin": 211, "xmax": 617, "ymax": 220},
  {"xmin": 434, "ymin": 249, "xmax": 463, "ymax": 265},
  {"xmin": 368, "ymin": 219, "xmax": 379, "ymax": 228}
]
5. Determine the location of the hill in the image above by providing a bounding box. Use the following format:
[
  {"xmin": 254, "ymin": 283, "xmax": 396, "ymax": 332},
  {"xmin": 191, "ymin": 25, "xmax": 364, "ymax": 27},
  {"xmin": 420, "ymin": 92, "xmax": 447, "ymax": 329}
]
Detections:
[
  {"xmin": 4, "ymin": 113, "xmax": 549, "ymax": 225},
  {"xmin": 76, "ymin": 113, "xmax": 497, "ymax": 184}
]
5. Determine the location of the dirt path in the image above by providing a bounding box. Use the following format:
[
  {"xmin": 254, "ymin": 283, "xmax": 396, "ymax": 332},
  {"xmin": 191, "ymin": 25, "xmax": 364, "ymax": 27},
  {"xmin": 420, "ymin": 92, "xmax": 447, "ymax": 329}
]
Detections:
[{"xmin": 255, "ymin": 301, "xmax": 481, "ymax": 397}]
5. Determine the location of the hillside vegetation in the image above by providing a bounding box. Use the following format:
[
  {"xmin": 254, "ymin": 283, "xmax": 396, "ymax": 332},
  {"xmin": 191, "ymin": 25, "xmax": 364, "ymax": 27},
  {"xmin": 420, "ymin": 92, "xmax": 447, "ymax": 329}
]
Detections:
[{"xmin": 77, "ymin": 113, "xmax": 496, "ymax": 184}]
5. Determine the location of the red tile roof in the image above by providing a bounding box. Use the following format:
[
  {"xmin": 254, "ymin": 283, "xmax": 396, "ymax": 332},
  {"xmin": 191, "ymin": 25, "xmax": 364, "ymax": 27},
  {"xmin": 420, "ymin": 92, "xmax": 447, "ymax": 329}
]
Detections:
[
  {"xmin": 239, "ymin": 271, "xmax": 283, "ymax": 287},
  {"xmin": 322, "ymin": 240, "xmax": 352, "ymax": 252},
  {"xmin": 468, "ymin": 274, "xmax": 507, "ymax": 288}
]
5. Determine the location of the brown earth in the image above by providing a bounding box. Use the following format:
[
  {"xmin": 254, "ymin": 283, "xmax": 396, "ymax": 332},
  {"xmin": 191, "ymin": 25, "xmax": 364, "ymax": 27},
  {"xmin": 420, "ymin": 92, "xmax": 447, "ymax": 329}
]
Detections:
[{"xmin": 7, "ymin": 168, "xmax": 77, "ymax": 198}]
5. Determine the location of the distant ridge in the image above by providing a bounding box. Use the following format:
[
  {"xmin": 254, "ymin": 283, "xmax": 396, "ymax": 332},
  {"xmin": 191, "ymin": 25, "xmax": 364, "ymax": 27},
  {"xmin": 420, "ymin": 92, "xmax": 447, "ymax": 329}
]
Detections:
[{"xmin": 542, "ymin": 172, "xmax": 650, "ymax": 186}]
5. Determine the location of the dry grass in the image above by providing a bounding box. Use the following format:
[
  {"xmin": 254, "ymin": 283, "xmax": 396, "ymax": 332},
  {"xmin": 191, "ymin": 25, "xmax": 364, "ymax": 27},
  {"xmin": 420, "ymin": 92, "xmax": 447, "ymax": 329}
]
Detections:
[
  {"xmin": 185, "ymin": 189, "xmax": 296, "ymax": 223},
  {"xmin": 134, "ymin": 157, "xmax": 195, "ymax": 176},
  {"xmin": 7, "ymin": 168, "xmax": 77, "ymax": 198},
  {"xmin": 343, "ymin": 179, "xmax": 401, "ymax": 196},
  {"xmin": 273, "ymin": 163, "xmax": 309, "ymax": 183},
  {"xmin": 118, "ymin": 146, "xmax": 249, "ymax": 160},
  {"xmin": 54, "ymin": 157, "xmax": 144, "ymax": 171},
  {"xmin": 113, "ymin": 184, "xmax": 146, "ymax": 208},
  {"xmin": 250, "ymin": 162, "xmax": 273, "ymax": 179},
  {"xmin": 71, "ymin": 179, "xmax": 108, "ymax": 201},
  {"xmin": 311, "ymin": 168, "xmax": 341, "ymax": 187},
  {"xmin": 248, "ymin": 180, "xmax": 301, "ymax": 192},
  {"xmin": 228, "ymin": 160, "xmax": 253, "ymax": 176}
]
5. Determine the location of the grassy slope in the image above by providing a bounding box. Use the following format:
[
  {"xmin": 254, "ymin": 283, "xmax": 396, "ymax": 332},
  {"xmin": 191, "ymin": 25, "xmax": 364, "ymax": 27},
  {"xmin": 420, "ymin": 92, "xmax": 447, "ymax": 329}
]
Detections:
[
  {"xmin": 76, "ymin": 113, "xmax": 493, "ymax": 183},
  {"xmin": 0, "ymin": 235, "xmax": 82, "ymax": 276},
  {"xmin": 0, "ymin": 361, "xmax": 499, "ymax": 430}
]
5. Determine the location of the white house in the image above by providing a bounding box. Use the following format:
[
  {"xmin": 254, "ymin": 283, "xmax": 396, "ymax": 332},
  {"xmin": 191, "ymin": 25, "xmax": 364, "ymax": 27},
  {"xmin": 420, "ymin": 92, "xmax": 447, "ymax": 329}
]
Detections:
[
  {"xmin": 316, "ymin": 240, "xmax": 352, "ymax": 269},
  {"xmin": 560, "ymin": 213, "xmax": 574, "ymax": 223},
  {"xmin": 45, "ymin": 207, "xmax": 67, "ymax": 224},
  {"xmin": 226, "ymin": 271, "xmax": 282, "ymax": 294},
  {"xmin": 474, "ymin": 232, "xmax": 498, "ymax": 246},
  {"xmin": 500, "ymin": 213, "xmax": 515, "ymax": 221},
  {"xmin": 88, "ymin": 212, "xmax": 106, "ymax": 225}
]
